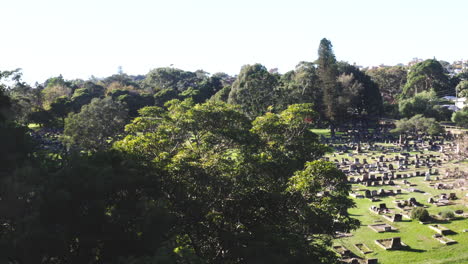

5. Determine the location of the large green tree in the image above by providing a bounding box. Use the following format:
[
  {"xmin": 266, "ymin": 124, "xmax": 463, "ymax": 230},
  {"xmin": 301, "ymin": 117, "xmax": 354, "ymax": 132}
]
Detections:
[
  {"xmin": 402, "ymin": 59, "xmax": 452, "ymax": 98},
  {"xmin": 452, "ymin": 107, "xmax": 468, "ymax": 128},
  {"xmin": 228, "ymin": 64, "xmax": 278, "ymax": 118},
  {"xmin": 276, "ymin": 62, "xmax": 324, "ymax": 123},
  {"xmin": 392, "ymin": 114, "xmax": 445, "ymax": 138},
  {"xmin": 115, "ymin": 100, "xmax": 358, "ymax": 263},
  {"xmin": 398, "ymin": 91, "xmax": 451, "ymax": 121},
  {"xmin": 316, "ymin": 38, "xmax": 340, "ymax": 135},
  {"xmin": 63, "ymin": 97, "xmax": 129, "ymax": 151},
  {"xmin": 456, "ymin": 80, "xmax": 468, "ymax": 98},
  {"xmin": 337, "ymin": 63, "xmax": 383, "ymax": 124}
]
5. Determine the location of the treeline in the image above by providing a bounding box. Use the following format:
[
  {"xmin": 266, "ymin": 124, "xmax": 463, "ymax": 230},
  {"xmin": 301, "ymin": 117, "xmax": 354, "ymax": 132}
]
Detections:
[{"xmin": 4, "ymin": 39, "xmax": 468, "ymax": 135}]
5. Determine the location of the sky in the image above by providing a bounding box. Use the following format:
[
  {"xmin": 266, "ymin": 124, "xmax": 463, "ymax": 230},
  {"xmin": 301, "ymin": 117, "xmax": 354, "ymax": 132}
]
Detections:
[{"xmin": 0, "ymin": 0, "xmax": 467, "ymax": 84}]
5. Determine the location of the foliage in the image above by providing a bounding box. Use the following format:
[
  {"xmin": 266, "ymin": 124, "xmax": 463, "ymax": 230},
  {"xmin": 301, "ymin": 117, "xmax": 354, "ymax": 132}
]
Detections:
[
  {"xmin": 456, "ymin": 80, "xmax": 468, "ymax": 98},
  {"xmin": 41, "ymin": 75, "xmax": 73, "ymax": 108},
  {"xmin": 275, "ymin": 62, "xmax": 325, "ymax": 125},
  {"xmin": 228, "ymin": 64, "xmax": 278, "ymax": 118},
  {"xmin": 392, "ymin": 114, "xmax": 445, "ymax": 136},
  {"xmin": 50, "ymin": 96, "xmax": 72, "ymax": 125},
  {"xmin": 63, "ymin": 97, "xmax": 129, "ymax": 151},
  {"xmin": 398, "ymin": 91, "xmax": 450, "ymax": 120},
  {"xmin": 367, "ymin": 65, "xmax": 407, "ymax": 104},
  {"xmin": 337, "ymin": 62, "xmax": 383, "ymax": 123},
  {"xmin": 142, "ymin": 67, "xmax": 203, "ymax": 93},
  {"xmin": 451, "ymin": 107, "xmax": 468, "ymax": 128},
  {"xmin": 316, "ymin": 38, "xmax": 340, "ymax": 128},
  {"xmin": 439, "ymin": 209, "xmax": 455, "ymax": 219},
  {"xmin": 0, "ymin": 88, "xmax": 12, "ymax": 123},
  {"xmin": 109, "ymin": 89, "xmax": 154, "ymax": 117},
  {"xmin": 411, "ymin": 207, "xmax": 430, "ymax": 221},
  {"xmin": 402, "ymin": 59, "xmax": 452, "ymax": 98},
  {"xmin": 210, "ymin": 85, "xmax": 231, "ymax": 102},
  {"xmin": 115, "ymin": 100, "xmax": 357, "ymax": 263}
]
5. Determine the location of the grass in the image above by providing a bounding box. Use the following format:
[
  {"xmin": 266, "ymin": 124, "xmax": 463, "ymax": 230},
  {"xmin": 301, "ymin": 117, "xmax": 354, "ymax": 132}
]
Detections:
[{"xmin": 27, "ymin": 123, "xmax": 40, "ymax": 130}]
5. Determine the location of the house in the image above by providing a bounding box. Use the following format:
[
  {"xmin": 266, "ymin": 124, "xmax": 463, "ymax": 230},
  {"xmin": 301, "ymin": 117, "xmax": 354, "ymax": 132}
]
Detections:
[{"xmin": 455, "ymin": 97, "xmax": 466, "ymax": 110}]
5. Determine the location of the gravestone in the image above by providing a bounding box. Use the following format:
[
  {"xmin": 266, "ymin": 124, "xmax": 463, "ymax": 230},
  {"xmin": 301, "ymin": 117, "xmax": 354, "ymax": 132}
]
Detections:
[
  {"xmin": 392, "ymin": 214, "xmax": 402, "ymax": 222},
  {"xmin": 390, "ymin": 237, "xmax": 403, "ymax": 249},
  {"xmin": 365, "ymin": 190, "xmax": 372, "ymax": 198},
  {"xmin": 424, "ymin": 172, "xmax": 431, "ymax": 181}
]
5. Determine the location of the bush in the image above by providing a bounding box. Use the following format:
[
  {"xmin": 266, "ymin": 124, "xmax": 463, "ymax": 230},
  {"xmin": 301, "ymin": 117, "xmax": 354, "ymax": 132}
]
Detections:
[
  {"xmin": 439, "ymin": 209, "xmax": 455, "ymax": 219},
  {"xmin": 411, "ymin": 207, "xmax": 430, "ymax": 221}
]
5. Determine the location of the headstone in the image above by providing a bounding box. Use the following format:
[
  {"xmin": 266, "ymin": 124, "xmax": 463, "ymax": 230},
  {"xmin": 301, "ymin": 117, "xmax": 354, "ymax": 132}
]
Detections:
[
  {"xmin": 362, "ymin": 173, "xmax": 369, "ymax": 181},
  {"xmin": 390, "ymin": 237, "xmax": 402, "ymax": 249},
  {"xmin": 392, "ymin": 214, "xmax": 402, "ymax": 222},
  {"xmin": 424, "ymin": 172, "xmax": 431, "ymax": 181},
  {"xmin": 365, "ymin": 190, "xmax": 372, "ymax": 198}
]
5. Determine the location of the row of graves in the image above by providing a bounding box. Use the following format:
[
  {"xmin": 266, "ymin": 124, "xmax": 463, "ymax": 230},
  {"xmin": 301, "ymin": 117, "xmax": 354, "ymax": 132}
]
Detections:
[{"xmin": 329, "ymin": 152, "xmax": 444, "ymax": 185}]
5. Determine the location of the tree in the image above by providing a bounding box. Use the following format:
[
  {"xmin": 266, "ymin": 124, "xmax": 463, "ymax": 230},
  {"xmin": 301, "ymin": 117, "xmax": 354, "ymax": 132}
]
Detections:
[
  {"xmin": 41, "ymin": 75, "xmax": 73, "ymax": 108},
  {"xmin": 392, "ymin": 114, "xmax": 445, "ymax": 138},
  {"xmin": 452, "ymin": 107, "xmax": 468, "ymax": 128},
  {"xmin": 411, "ymin": 207, "xmax": 430, "ymax": 221},
  {"xmin": 337, "ymin": 62, "xmax": 383, "ymax": 124},
  {"xmin": 142, "ymin": 67, "xmax": 203, "ymax": 94},
  {"xmin": 398, "ymin": 90, "xmax": 450, "ymax": 120},
  {"xmin": 367, "ymin": 65, "xmax": 407, "ymax": 104},
  {"xmin": 456, "ymin": 80, "xmax": 468, "ymax": 98},
  {"xmin": 402, "ymin": 59, "xmax": 452, "ymax": 98},
  {"xmin": 115, "ymin": 100, "xmax": 358, "ymax": 263},
  {"xmin": 275, "ymin": 62, "xmax": 324, "ymax": 123},
  {"xmin": 63, "ymin": 97, "xmax": 129, "ymax": 151},
  {"xmin": 50, "ymin": 96, "xmax": 72, "ymax": 125},
  {"xmin": 316, "ymin": 38, "xmax": 340, "ymax": 136},
  {"xmin": 0, "ymin": 88, "xmax": 11, "ymax": 123},
  {"xmin": 228, "ymin": 64, "xmax": 278, "ymax": 118}
]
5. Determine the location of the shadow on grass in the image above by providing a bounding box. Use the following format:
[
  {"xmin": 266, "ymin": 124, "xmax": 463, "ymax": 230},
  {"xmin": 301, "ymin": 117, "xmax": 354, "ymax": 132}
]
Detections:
[
  {"xmin": 399, "ymin": 219, "xmax": 412, "ymax": 223},
  {"xmin": 428, "ymin": 218, "xmax": 450, "ymax": 224},
  {"xmin": 398, "ymin": 247, "xmax": 426, "ymax": 253}
]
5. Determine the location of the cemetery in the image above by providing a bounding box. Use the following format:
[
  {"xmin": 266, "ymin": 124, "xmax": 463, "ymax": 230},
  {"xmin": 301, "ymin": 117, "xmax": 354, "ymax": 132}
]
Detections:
[{"xmin": 327, "ymin": 128, "xmax": 468, "ymax": 264}]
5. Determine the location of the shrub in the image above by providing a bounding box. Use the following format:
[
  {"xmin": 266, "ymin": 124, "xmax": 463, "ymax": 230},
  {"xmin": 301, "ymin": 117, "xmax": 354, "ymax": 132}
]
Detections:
[
  {"xmin": 411, "ymin": 207, "xmax": 430, "ymax": 221},
  {"xmin": 439, "ymin": 209, "xmax": 455, "ymax": 219}
]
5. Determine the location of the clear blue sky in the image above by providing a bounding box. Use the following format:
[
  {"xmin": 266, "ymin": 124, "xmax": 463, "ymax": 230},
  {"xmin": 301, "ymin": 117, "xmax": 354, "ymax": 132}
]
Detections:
[{"xmin": 1, "ymin": 0, "xmax": 466, "ymax": 84}]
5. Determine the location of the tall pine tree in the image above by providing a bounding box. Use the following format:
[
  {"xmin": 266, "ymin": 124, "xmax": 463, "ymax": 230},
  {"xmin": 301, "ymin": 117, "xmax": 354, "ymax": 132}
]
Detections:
[{"xmin": 316, "ymin": 38, "xmax": 339, "ymax": 137}]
